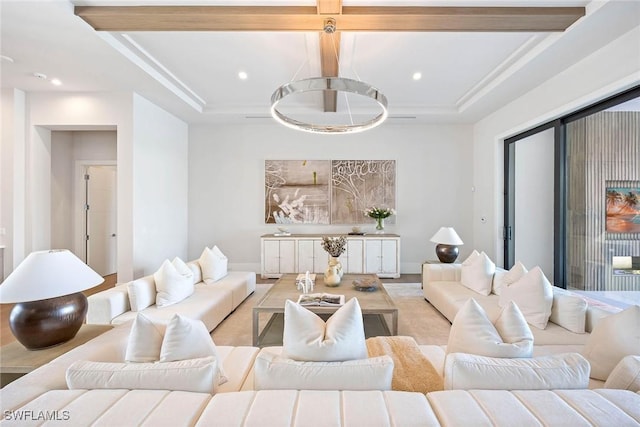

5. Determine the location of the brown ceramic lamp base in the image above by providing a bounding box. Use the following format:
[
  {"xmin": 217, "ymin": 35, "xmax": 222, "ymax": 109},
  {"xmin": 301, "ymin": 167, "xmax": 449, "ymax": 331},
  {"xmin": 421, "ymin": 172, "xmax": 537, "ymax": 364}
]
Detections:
[
  {"xmin": 9, "ymin": 292, "xmax": 88, "ymax": 350},
  {"xmin": 435, "ymin": 244, "xmax": 459, "ymax": 263}
]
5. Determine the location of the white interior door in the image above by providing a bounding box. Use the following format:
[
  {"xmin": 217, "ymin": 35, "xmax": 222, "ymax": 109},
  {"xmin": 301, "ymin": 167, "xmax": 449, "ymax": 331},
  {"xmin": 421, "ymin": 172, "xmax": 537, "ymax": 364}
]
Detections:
[{"xmin": 86, "ymin": 165, "xmax": 117, "ymax": 276}]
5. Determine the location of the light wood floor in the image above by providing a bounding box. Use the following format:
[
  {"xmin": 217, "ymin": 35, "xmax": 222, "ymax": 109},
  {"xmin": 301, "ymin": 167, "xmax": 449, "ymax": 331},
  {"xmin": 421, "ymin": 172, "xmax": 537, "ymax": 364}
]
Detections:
[{"xmin": 0, "ymin": 274, "xmax": 117, "ymax": 346}]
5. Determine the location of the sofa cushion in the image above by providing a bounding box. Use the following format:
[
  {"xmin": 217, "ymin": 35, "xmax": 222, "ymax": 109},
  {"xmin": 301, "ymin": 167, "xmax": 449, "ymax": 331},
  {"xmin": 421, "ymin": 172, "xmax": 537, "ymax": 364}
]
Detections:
[
  {"xmin": 460, "ymin": 251, "xmax": 495, "ymax": 296},
  {"xmin": 253, "ymin": 350, "xmax": 394, "ymax": 391},
  {"xmin": 66, "ymin": 356, "xmax": 218, "ymax": 393},
  {"xmin": 199, "ymin": 246, "xmax": 228, "ymax": 283},
  {"xmin": 583, "ymin": 305, "xmax": 640, "ymax": 381},
  {"xmin": 499, "ymin": 266, "xmax": 553, "ymax": 329},
  {"xmin": 127, "ymin": 276, "xmax": 156, "ymax": 312},
  {"xmin": 282, "ymin": 298, "xmax": 367, "ymax": 362},
  {"xmin": 492, "ymin": 261, "xmax": 527, "ymax": 296},
  {"xmin": 125, "ymin": 312, "xmax": 166, "ymax": 362},
  {"xmin": 443, "ymin": 352, "xmax": 590, "ymax": 390},
  {"xmin": 154, "ymin": 258, "xmax": 195, "ymax": 307},
  {"xmin": 550, "ymin": 288, "xmax": 587, "ymax": 334},
  {"xmin": 604, "ymin": 355, "xmax": 640, "ymax": 391},
  {"xmin": 160, "ymin": 314, "xmax": 228, "ymax": 384},
  {"xmin": 447, "ymin": 298, "xmax": 533, "ymax": 358}
]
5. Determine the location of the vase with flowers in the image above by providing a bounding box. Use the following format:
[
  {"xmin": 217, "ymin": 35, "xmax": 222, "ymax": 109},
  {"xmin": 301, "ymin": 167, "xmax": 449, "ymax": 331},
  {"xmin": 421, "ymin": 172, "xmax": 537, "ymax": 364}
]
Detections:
[
  {"xmin": 365, "ymin": 207, "xmax": 396, "ymax": 233},
  {"xmin": 321, "ymin": 235, "xmax": 347, "ymax": 286}
]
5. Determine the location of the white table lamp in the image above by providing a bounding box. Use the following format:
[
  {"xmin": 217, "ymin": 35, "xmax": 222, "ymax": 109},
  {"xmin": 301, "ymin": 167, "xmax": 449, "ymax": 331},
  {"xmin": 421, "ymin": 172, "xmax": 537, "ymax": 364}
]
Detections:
[
  {"xmin": 430, "ymin": 227, "xmax": 464, "ymax": 263},
  {"xmin": 0, "ymin": 249, "xmax": 104, "ymax": 349}
]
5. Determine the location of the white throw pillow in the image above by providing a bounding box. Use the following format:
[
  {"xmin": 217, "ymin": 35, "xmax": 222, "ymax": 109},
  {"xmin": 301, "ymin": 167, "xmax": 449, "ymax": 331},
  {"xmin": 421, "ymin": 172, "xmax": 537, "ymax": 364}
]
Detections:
[
  {"xmin": 125, "ymin": 312, "xmax": 166, "ymax": 362},
  {"xmin": 604, "ymin": 355, "xmax": 640, "ymax": 391},
  {"xmin": 127, "ymin": 276, "xmax": 156, "ymax": 311},
  {"xmin": 154, "ymin": 258, "xmax": 195, "ymax": 307},
  {"xmin": 66, "ymin": 357, "xmax": 218, "ymax": 393},
  {"xmin": 160, "ymin": 314, "xmax": 228, "ymax": 384},
  {"xmin": 199, "ymin": 246, "xmax": 228, "ymax": 283},
  {"xmin": 447, "ymin": 298, "xmax": 533, "ymax": 358},
  {"xmin": 254, "ymin": 351, "xmax": 394, "ymax": 391},
  {"xmin": 443, "ymin": 352, "xmax": 590, "ymax": 390},
  {"xmin": 499, "ymin": 266, "xmax": 553, "ymax": 329},
  {"xmin": 550, "ymin": 288, "xmax": 587, "ymax": 334},
  {"xmin": 460, "ymin": 251, "xmax": 496, "ymax": 296},
  {"xmin": 582, "ymin": 305, "xmax": 640, "ymax": 381},
  {"xmin": 282, "ymin": 298, "xmax": 367, "ymax": 362},
  {"xmin": 492, "ymin": 261, "xmax": 527, "ymax": 296}
]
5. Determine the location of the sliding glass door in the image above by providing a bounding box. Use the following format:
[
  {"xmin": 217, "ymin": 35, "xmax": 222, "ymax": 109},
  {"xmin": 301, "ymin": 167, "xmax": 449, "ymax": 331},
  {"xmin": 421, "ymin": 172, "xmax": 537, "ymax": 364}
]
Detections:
[{"xmin": 504, "ymin": 86, "xmax": 639, "ymax": 290}]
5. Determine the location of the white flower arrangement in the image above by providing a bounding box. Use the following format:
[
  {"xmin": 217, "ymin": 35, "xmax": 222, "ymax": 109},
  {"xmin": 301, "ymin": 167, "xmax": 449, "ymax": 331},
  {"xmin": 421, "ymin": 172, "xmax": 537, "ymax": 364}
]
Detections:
[{"xmin": 364, "ymin": 207, "xmax": 396, "ymax": 219}]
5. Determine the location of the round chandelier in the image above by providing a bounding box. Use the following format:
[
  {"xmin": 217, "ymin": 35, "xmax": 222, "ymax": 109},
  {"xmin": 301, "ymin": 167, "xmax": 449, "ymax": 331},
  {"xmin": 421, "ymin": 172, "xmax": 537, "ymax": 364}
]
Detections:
[
  {"xmin": 270, "ymin": 77, "xmax": 388, "ymax": 134},
  {"xmin": 269, "ymin": 19, "xmax": 389, "ymax": 134}
]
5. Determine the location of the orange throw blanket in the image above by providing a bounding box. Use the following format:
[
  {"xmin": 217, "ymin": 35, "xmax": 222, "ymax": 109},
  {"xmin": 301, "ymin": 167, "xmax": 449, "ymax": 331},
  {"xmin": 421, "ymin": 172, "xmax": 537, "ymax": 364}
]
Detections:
[{"xmin": 366, "ymin": 336, "xmax": 444, "ymax": 393}]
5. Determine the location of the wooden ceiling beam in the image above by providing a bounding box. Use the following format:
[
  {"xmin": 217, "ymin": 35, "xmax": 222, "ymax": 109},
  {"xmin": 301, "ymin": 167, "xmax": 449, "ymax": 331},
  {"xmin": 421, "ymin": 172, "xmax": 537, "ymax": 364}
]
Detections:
[
  {"xmin": 318, "ymin": 0, "xmax": 342, "ymax": 112},
  {"xmin": 75, "ymin": 6, "xmax": 585, "ymax": 33}
]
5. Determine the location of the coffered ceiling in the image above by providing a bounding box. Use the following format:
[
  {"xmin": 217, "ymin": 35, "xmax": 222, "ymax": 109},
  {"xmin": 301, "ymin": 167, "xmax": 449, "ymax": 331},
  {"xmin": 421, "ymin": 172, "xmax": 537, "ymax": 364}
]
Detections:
[{"xmin": 1, "ymin": 1, "xmax": 639, "ymax": 125}]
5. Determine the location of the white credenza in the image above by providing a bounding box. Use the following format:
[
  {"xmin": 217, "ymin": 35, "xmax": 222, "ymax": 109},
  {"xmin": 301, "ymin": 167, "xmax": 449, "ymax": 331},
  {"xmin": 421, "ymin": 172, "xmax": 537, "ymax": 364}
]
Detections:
[{"xmin": 261, "ymin": 234, "xmax": 400, "ymax": 279}]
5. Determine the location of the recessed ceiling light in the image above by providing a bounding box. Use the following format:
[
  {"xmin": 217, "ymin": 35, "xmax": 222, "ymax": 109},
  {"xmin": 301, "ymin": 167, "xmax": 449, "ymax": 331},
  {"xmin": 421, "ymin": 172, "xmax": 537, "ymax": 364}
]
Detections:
[
  {"xmin": 51, "ymin": 78, "xmax": 62, "ymax": 86},
  {"xmin": 412, "ymin": 72, "xmax": 422, "ymax": 81},
  {"xmin": 33, "ymin": 72, "xmax": 47, "ymax": 80},
  {"xmin": 238, "ymin": 71, "xmax": 248, "ymax": 80}
]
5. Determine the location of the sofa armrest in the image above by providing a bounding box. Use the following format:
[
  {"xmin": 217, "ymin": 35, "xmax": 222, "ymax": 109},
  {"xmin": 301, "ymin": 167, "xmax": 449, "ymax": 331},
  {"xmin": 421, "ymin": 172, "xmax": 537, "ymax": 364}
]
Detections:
[
  {"xmin": 422, "ymin": 263, "xmax": 462, "ymax": 288},
  {"xmin": 86, "ymin": 286, "xmax": 130, "ymax": 325}
]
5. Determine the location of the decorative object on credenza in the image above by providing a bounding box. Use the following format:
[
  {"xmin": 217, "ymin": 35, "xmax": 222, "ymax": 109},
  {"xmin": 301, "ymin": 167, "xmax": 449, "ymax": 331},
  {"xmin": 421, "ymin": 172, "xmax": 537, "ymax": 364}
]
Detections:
[
  {"xmin": 430, "ymin": 227, "xmax": 464, "ymax": 263},
  {"xmin": 365, "ymin": 207, "xmax": 396, "ymax": 233},
  {"xmin": 274, "ymin": 227, "xmax": 291, "ymax": 237},
  {"xmin": 0, "ymin": 249, "xmax": 104, "ymax": 350},
  {"xmin": 321, "ymin": 236, "xmax": 347, "ymax": 286}
]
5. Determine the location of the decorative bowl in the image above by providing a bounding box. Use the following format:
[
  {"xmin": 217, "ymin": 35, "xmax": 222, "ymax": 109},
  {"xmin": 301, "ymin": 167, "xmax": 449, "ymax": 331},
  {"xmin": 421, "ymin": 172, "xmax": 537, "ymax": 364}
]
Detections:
[{"xmin": 352, "ymin": 277, "xmax": 378, "ymax": 292}]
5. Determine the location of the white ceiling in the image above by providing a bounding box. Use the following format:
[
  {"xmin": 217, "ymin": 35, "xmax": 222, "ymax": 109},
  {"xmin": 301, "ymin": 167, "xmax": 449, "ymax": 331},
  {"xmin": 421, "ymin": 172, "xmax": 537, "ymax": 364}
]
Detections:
[{"xmin": 2, "ymin": 0, "xmax": 639, "ymax": 125}]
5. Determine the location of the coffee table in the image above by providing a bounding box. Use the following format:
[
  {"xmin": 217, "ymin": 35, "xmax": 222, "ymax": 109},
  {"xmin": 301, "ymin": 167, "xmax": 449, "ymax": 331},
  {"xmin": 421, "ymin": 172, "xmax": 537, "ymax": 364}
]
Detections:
[{"xmin": 252, "ymin": 273, "xmax": 398, "ymax": 346}]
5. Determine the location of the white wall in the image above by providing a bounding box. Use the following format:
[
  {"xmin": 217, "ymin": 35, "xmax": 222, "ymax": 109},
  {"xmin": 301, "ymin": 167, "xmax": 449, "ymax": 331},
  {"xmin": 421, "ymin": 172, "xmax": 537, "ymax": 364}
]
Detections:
[
  {"xmin": 188, "ymin": 122, "xmax": 474, "ymax": 273},
  {"xmin": 0, "ymin": 89, "xmax": 26, "ymax": 278},
  {"xmin": 514, "ymin": 128, "xmax": 555, "ymax": 281},
  {"xmin": 132, "ymin": 94, "xmax": 189, "ymax": 277},
  {"xmin": 473, "ymin": 25, "xmax": 640, "ymax": 267}
]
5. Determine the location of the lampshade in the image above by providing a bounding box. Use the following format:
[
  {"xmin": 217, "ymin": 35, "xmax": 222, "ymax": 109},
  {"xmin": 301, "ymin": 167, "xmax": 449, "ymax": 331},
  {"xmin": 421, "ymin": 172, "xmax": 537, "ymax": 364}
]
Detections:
[
  {"xmin": 0, "ymin": 249, "xmax": 103, "ymax": 303},
  {"xmin": 430, "ymin": 227, "xmax": 464, "ymax": 245}
]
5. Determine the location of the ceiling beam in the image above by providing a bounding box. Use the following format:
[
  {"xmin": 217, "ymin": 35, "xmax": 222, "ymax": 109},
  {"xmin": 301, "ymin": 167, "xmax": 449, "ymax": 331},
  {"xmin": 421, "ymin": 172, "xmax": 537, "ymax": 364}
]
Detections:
[
  {"xmin": 75, "ymin": 6, "xmax": 585, "ymax": 33},
  {"xmin": 318, "ymin": 0, "xmax": 342, "ymax": 112}
]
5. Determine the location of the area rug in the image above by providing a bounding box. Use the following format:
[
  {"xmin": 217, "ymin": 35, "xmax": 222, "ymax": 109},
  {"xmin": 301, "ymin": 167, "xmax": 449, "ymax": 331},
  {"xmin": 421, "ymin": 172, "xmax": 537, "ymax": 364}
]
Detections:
[{"xmin": 211, "ymin": 283, "xmax": 451, "ymax": 347}]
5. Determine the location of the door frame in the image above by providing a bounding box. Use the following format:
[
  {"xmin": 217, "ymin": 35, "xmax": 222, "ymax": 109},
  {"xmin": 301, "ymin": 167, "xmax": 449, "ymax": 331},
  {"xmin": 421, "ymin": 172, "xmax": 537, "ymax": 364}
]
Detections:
[{"xmin": 73, "ymin": 160, "xmax": 117, "ymax": 265}]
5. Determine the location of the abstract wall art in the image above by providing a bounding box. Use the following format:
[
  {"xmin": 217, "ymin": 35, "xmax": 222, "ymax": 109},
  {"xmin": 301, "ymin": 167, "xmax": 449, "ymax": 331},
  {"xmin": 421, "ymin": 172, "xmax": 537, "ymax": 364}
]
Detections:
[
  {"xmin": 264, "ymin": 159, "xmax": 396, "ymax": 225},
  {"xmin": 264, "ymin": 160, "xmax": 330, "ymax": 224},
  {"xmin": 331, "ymin": 160, "xmax": 396, "ymax": 224}
]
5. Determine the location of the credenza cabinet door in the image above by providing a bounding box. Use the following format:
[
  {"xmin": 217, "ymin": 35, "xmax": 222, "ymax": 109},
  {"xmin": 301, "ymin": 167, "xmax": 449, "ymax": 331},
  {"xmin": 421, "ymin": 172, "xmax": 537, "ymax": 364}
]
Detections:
[
  {"xmin": 262, "ymin": 239, "xmax": 295, "ymax": 278},
  {"xmin": 297, "ymin": 239, "xmax": 328, "ymax": 274},
  {"xmin": 365, "ymin": 239, "xmax": 399, "ymax": 278},
  {"xmin": 343, "ymin": 239, "xmax": 364, "ymax": 274}
]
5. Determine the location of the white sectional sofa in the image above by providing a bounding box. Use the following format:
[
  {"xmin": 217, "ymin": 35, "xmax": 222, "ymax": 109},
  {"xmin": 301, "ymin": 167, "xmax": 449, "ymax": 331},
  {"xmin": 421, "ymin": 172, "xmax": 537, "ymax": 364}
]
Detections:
[
  {"xmin": 86, "ymin": 260, "xmax": 256, "ymax": 332},
  {"xmin": 2, "ymin": 322, "xmax": 639, "ymax": 426}
]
